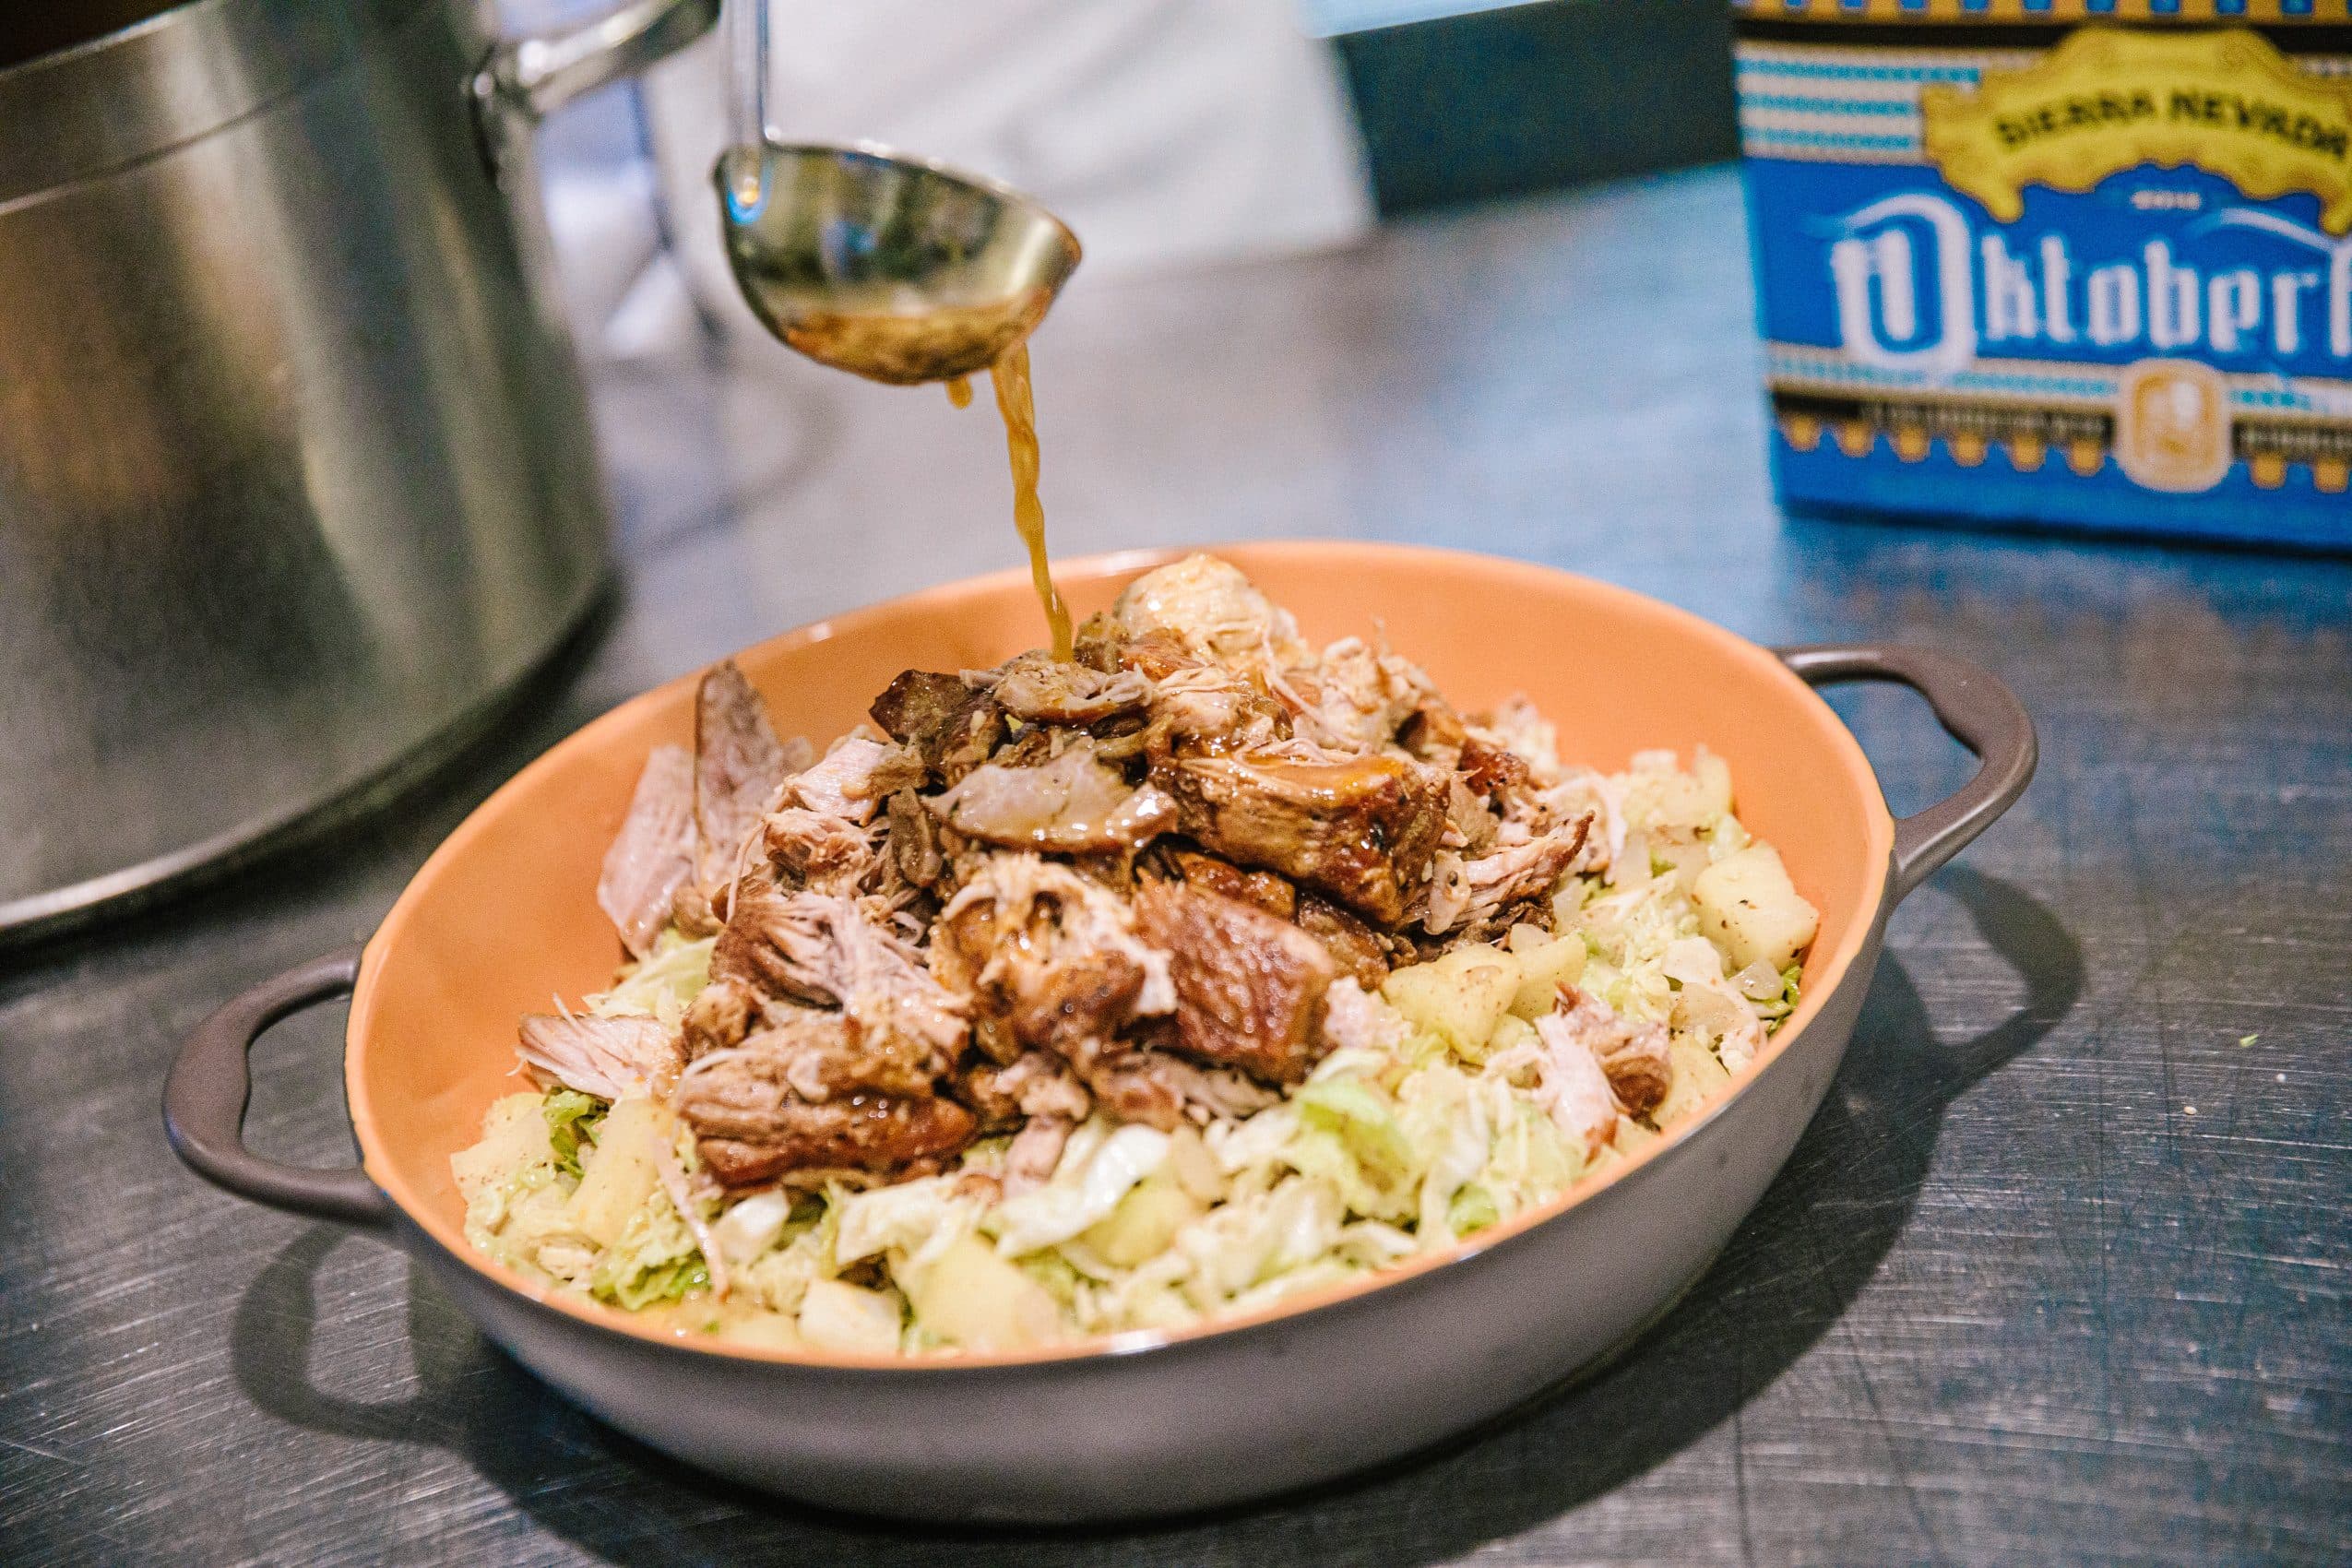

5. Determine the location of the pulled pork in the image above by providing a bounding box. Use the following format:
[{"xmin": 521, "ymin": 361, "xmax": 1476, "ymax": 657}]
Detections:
[
  {"xmin": 596, "ymin": 745, "xmax": 695, "ymax": 959},
  {"xmin": 556, "ymin": 554, "xmax": 1612, "ymax": 1194}
]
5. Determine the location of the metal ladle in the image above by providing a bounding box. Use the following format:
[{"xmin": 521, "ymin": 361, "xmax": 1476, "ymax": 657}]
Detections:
[{"xmin": 713, "ymin": 0, "xmax": 1080, "ymax": 385}]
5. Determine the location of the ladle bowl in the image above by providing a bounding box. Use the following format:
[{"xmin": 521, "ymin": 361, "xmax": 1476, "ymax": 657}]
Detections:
[{"xmin": 717, "ymin": 140, "xmax": 1082, "ymax": 385}]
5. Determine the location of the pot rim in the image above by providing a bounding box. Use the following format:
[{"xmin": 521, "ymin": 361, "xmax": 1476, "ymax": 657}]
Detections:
[
  {"xmin": 0, "ymin": 0, "xmax": 437, "ymax": 206},
  {"xmin": 347, "ymin": 540, "xmax": 1895, "ymax": 1372}
]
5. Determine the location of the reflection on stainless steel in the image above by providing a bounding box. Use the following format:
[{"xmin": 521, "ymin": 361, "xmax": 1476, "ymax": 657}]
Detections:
[
  {"xmin": 716, "ymin": 141, "xmax": 1083, "ymax": 385},
  {"xmin": 0, "ymin": 0, "xmax": 716, "ymax": 944}
]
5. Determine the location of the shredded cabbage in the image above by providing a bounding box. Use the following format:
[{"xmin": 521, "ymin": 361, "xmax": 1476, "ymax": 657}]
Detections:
[
  {"xmin": 587, "ymin": 932, "xmax": 714, "ymax": 1025},
  {"xmin": 542, "ymin": 1089, "xmax": 602, "ymax": 1179}
]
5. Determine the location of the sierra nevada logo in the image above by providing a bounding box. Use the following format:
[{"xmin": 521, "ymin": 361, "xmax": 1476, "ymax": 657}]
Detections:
[{"xmin": 1922, "ymin": 28, "xmax": 2352, "ymax": 237}]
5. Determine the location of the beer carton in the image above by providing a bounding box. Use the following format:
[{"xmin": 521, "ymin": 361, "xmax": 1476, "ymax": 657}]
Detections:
[{"xmin": 1733, "ymin": 0, "xmax": 2352, "ymax": 548}]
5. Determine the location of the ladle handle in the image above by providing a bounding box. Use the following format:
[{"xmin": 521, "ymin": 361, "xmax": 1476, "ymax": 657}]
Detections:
[{"xmin": 726, "ymin": 0, "xmax": 770, "ymax": 206}]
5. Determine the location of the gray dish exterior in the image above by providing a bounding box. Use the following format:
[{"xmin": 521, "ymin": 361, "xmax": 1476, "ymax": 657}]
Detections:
[
  {"xmin": 164, "ymin": 637, "xmax": 2031, "ymax": 1523},
  {"xmin": 417, "ymin": 900, "xmax": 1876, "ymax": 1523}
]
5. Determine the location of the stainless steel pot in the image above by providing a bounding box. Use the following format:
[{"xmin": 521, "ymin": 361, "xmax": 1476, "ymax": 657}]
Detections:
[{"xmin": 0, "ymin": 0, "xmax": 717, "ymax": 944}]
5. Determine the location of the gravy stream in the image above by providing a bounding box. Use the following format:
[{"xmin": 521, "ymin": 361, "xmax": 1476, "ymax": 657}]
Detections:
[{"xmin": 984, "ymin": 344, "xmax": 1072, "ymax": 661}]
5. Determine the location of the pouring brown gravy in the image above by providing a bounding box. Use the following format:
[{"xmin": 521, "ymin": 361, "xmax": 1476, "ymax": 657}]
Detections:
[{"xmin": 946, "ymin": 348, "xmax": 1071, "ymax": 661}]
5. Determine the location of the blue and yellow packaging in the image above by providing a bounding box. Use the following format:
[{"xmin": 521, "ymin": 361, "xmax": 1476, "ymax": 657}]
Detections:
[{"xmin": 1734, "ymin": 1, "xmax": 2352, "ymax": 547}]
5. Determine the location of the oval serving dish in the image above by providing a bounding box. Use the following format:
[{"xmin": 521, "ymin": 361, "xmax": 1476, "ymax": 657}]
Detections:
[{"xmin": 166, "ymin": 541, "xmax": 2033, "ymax": 1523}]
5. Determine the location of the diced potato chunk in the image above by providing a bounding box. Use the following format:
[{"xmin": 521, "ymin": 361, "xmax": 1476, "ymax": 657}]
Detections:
[
  {"xmin": 1082, "ymin": 1177, "xmax": 1203, "ymax": 1268},
  {"xmin": 935, "ymin": 1241, "xmax": 1053, "ymax": 1338},
  {"xmin": 1382, "ymin": 944, "xmax": 1520, "ymax": 1060},
  {"xmin": 1648, "ymin": 833, "xmax": 1712, "ymax": 896},
  {"xmin": 1503, "ymin": 926, "xmax": 1588, "ymax": 1018},
  {"xmin": 1613, "ymin": 1115, "xmax": 1663, "ymax": 1158},
  {"xmin": 798, "ymin": 1278, "xmax": 904, "ymax": 1353},
  {"xmin": 564, "ymin": 1095, "xmax": 667, "ymax": 1248},
  {"xmin": 1639, "ymin": 776, "xmax": 1708, "ymax": 830},
  {"xmin": 1166, "ymin": 1124, "xmax": 1225, "ymax": 1203},
  {"xmin": 1654, "ymin": 1034, "xmax": 1732, "ymax": 1127},
  {"xmin": 722, "ymin": 1311, "xmax": 803, "ymax": 1351},
  {"xmin": 1626, "ymin": 753, "xmax": 1731, "ymax": 832},
  {"xmin": 909, "ymin": 1235, "xmax": 1061, "ymax": 1350},
  {"xmin": 451, "ymin": 1093, "xmax": 552, "ymax": 1204},
  {"xmin": 1693, "ymin": 750, "xmax": 1733, "ymax": 817},
  {"xmin": 1693, "ymin": 846, "xmax": 1818, "ymax": 972}
]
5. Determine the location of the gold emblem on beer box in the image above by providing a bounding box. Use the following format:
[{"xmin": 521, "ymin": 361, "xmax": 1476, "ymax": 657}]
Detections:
[
  {"xmin": 1922, "ymin": 28, "xmax": 2352, "ymax": 236},
  {"xmin": 2115, "ymin": 358, "xmax": 2233, "ymax": 493}
]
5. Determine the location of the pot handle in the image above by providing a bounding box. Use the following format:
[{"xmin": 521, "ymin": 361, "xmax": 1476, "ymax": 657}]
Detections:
[
  {"xmin": 474, "ymin": 0, "xmax": 720, "ymax": 125},
  {"xmin": 163, "ymin": 945, "xmax": 394, "ymax": 1233},
  {"xmin": 1777, "ymin": 645, "xmax": 2037, "ymax": 904}
]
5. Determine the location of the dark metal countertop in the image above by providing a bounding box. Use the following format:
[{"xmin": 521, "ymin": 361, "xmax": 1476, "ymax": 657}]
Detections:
[{"xmin": 4, "ymin": 166, "xmax": 2346, "ymax": 1565}]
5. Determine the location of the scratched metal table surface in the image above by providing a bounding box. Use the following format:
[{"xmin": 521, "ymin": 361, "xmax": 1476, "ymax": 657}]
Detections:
[{"xmin": 4, "ymin": 166, "xmax": 2347, "ymax": 1566}]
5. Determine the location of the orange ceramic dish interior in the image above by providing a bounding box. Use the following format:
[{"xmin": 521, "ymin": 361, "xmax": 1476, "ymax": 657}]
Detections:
[{"xmin": 347, "ymin": 541, "xmax": 1894, "ymax": 1368}]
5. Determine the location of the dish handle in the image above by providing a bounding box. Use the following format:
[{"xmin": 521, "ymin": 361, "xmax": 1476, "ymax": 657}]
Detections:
[
  {"xmin": 1777, "ymin": 645, "xmax": 2037, "ymax": 904},
  {"xmin": 162, "ymin": 945, "xmax": 394, "ymax": 1232}
]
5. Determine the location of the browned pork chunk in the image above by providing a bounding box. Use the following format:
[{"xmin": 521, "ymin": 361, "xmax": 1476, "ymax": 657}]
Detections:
[
  {"xmin": 926, "ymin": 744, "xmax": 1177, "ymax": 854},
  {"xmin": 1297, "ymin": 893, "xmax": 1392, "ymax": 990},
  {"xmin": 955, "ymin": 1050, "xmax": 1094, "ymax": 1130},
  {"xmin": 869, "ymin": 669, "xmax": 967, "ymax": 742},
  {"xmin": 870, "ymin": 670, "xmax": 1005, "ymax": 784},
  {"xmin": 1071, "ymin": 610, "xmax": 1124, "ymax": 672},
  {"xmin": 681, "ymin": 975, "xmax": 758, "ymax": 1059},
  {"xmin": 1399, "ymin": 688, "xmax": 1470, "ymax": 766},
  {"xmin": 1155, "ymin": 751, "xmax": 1449, "ymax": 927},
  {"xmin": 1444, "ymin": 778, "xmax": 1500, "ymax": 856},
  {"xmin": 884, "ymin": 788, "xmax": 944, "ymax": 887},
  {"xmin": 683, "ymin": 1088, "xmax": 977, "ymax": 1187},
  {"xmin": 1459, "ymin": 732, "xmax": 1532, "ymax": 799},
  {"xmin": 1158, "ymin": 846, "xmax": 1298, "ymax": 921},
  {"xmin": 1134, "ymin": 881, "xmax": 1336, "ymax": 1087},
  {"xmin": 694, "ymin": 660, "xmax": 790, "ymax": 898},
  {"xmin": 596, "ymin": 744, "xmax": 695, "ymax": 958}
]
